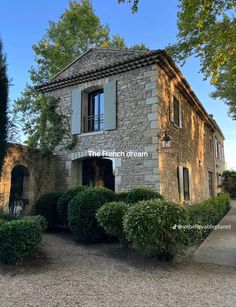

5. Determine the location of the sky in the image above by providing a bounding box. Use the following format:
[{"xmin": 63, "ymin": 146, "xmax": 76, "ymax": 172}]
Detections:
[{"xmin": 0, "ymin": 0, "xmax": 235, "ymax": 169}]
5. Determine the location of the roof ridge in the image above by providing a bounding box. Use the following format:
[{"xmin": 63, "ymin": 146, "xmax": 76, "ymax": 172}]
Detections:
[{"xmin": 51, "ymin": 47, "xmax": 150, "ymax": 81}]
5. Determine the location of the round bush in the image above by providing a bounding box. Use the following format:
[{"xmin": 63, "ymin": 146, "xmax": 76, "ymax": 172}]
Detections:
[
  {"xmin": 126, "ymin": 187, "xmax": 163, "ymax": 204},
  {"xmin": 57, "ymin": 186, "xmax": 89, "ymax": 226},
  {"xmin": 68, "ymin": 187, "xmax": 117, "ymax": 243},
  {"xmin": 35, "ymin": 192, "xmax": 64, "ymax": 229},
  {"xmin": 123, "ymin": 199, "xmax": 189, "ymax": 260},
  {"xmin": 23, "ymin": 215, "xmax": 48, "ymax": 232},
  {"xmin": 0, "ymin": 213, "xmax": 19, "ymax": 222},
  {"xmin": 0, "ymin": 219, "xmax": 42, "ymax": 264},
  {"xmin": 96, "ymin": 202, "xmax": 128, "ymax": 247}
]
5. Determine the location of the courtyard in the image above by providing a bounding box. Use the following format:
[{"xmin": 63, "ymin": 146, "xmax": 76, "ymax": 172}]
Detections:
[{"xmin": 0, "ymin": 232, "xmax": 236, "ymax": 307}]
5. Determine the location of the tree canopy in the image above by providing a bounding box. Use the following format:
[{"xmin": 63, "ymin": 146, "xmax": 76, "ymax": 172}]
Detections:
[
  {"xmin": 0, "ymin": 39, "xmax": 9, "ymax": 174},
  {"xmin": 14, "ymin": 0, "xmax": 147, "ymax": 152},
  {"xmin": 118, "ymin": 0, "xmax": 236, "ymax": 119}
]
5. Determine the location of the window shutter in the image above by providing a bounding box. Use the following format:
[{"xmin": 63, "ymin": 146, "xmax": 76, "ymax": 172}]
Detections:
[
  {"xmin": 179, "ymin": 100, "xmax": 183, "ymax": 128},
  {"xmin": 104, "ymin": 80, "xmax": 117, "ymax": 131},
  {"xmin": 178, "ymin": 166, "xmax": 184, "ymax": 202},
  {"xmin": 71, "ymin": 89, "xmax": 82, "ymax": 134},
  {"xmin": 188, "ymin": 169, "xmax": 192, "ymax": 201},
  {"xmin": 170, "ymin": 96, "xmax": 174, "ymax": 122}
]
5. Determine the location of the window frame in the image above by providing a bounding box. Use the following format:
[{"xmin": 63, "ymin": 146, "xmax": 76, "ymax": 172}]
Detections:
[
  {"xmin": 84, "ymin": 89, "xmax": 104, "ymax": 133},
  {"xmin": 171, "ymin": 95, "xmax": 182, "ymax": 129},
  {"xmin": 183, "ymin": 167, "xmax": 190, "ymax": 201}
]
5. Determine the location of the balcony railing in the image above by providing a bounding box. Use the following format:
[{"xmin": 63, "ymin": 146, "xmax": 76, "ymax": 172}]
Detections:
[{"xmin": 82, "ymin": 114, "xmax": 104, "ymax": 133}]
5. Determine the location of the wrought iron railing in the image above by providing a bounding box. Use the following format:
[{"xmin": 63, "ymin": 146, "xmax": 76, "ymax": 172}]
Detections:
[{"xmin": 82, "ymin": 114, "xmax": 104, "ymax": 133}]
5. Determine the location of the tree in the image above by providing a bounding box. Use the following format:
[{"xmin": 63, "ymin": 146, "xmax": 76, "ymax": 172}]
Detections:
[
  {"xmin": 0, "ymin": 39, "xmax": 9, "ymax": 174},
  {"xmin": 14, "ymin": 0, "xmax": 143, "ymax": 151},
  {"xmin": 118, "ymin": 0, "xmax": 236, "ymax": 119}
]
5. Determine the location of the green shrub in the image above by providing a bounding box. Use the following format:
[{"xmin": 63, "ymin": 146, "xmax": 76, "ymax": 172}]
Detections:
[
  {"xmin": 126, "ymin": 187, "xmax": 163, "ymax": 204},
  {"xmin": 96, "ymin": 202, "xmax": 129, "ymax": 247},
  {"xmin": 123, "ymin": 199, "xmax": 189, "ymax": 260},
  {"xmin": 117, "ymin": 192, "xmax": 129, "ymax": 202},
  {"xmin": 57, "ymin": 186, "xmax": 89, "ymax": 226},
  {"xmin": 0, "ymin": 219, "xmax": 42, "ymax": 264},
  {"xmin": 23, "ymin": 215, "xmax": 48, "ymax": 232},
  {"xmin": 68, "ymin": 187, "xmax": 117, "ymax": 243},
  {"xmin": 0, "ymin": 213, "xmax": 19, "ymax": 222},
  {"xmin": 35, "ymin": 192, "xmax": 64, "ymax": 229},
  {"xmin": 186, "ymin": 193, "xmax": 231, "ymax": 243}
]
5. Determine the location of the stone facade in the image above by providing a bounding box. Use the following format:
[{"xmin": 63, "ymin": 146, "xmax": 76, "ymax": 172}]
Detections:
[
  {"xmin": 0, "ymin": 144, "xmax": 66, "ymax": 213},
  {"xmin": 157, "ymin": 67, "xmax": 218, "ymax": 203},
  {"xmin": 50, "ymin": 60, "xmax": 160, "ymax": 192},
  {"xmin": 38, "ymin": 47, "xmax": 225, "ymax": 203},
  {"xmin": 0, "ymin": 48, "xmax": 225, "ymax": 212}
]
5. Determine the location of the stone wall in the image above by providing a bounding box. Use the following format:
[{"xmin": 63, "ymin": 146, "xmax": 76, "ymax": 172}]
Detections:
[
  {"xmin": 51, "ymin": 63, "xmax": 160, "ymax": 193},
  {"xmin": 52, "ymin": 48, "xmax": 148, "ymax": 81},
  {"xmin": 0, "ymin": 144, "xmax": 66, "ymax": 214},
  {"xmin": 157, "ymin": 67, "xmax": 216, "ymax": 203}
]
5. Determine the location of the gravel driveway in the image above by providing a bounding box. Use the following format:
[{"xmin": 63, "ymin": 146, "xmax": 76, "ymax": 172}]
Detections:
[{"xmin": 0, "ymin": 233, "xmax": 235, "ymax": 307}]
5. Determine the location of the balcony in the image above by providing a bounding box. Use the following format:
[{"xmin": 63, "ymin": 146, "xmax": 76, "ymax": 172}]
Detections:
[{"xmin": 82, "ymin": 114, "xmax": 104, "ymax": 133}]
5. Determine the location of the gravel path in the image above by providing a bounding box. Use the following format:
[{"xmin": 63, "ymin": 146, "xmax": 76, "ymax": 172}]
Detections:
[{"xmin": 0, "ymin": 233, "xmax": 236, "ymax": 307}]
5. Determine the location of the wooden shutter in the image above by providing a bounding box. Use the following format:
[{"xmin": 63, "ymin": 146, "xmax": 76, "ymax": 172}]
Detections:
[
  {"xmin": 179, "ymin": 100, "xmax": 183, "ymax": 128},
  {"xmin": 170, "ymin": 95, "xmax": 174, "ymax": 122},
  {"xmin": 104, "ymin": 80, "xmax": 117, "ymax": 131},
  {"xmin": 188, "ymin": 169, "xmax": 192, "ymax": 201},
  {"xmin": 178, "ymin": 166, "xmax": 184, "ymax": 202},
  {"xmin": 71, "ymin": 89, "xmax": 82, "ymax": 134}
]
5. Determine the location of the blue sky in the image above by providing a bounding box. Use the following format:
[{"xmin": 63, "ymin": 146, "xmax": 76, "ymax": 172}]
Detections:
[{"xmin": 0, "ymin": 0, "xmax": 235, "ymax": 169}]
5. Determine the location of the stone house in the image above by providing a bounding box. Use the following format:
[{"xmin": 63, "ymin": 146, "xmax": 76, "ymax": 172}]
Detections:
[
  {"xmin": 0, "ymin": 47, "xmax": 225, "ymax": 213},
  {"xmin": 36, "ymin": 47, "xmax": 225, "ymax": 204}
]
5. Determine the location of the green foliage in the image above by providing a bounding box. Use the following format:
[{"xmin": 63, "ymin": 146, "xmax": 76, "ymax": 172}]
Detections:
[
  {"xmin": 57, "ymin": 186, "xmax": 89, "ymax": 226},
  {"xmin": 68, "ymin": 187, "xmax": 117, "ymax": 243},
  {"xmin": 124, "ymin": 199, "xmax": 189, "ymax": 259},
  {"xmin": 170, "ymin": 0, "xmax": 236, "ymax": 118},
  {"xmin": 23, "ymin": 215, "xmax": 48, "ymax": 232},
  {"xmin": 0, "ymin": 219, "xmax": 42, "ymax": 264},
  {"xmin": 0, "ymin": 39, "xmax": 9, "ymax": 174},
  {"xmin": 96, "ymin": 201, "xmax": 129, "ymax": 247},
  {"xmin": 14, "ymin": 0, "xmax": 149, "ymax": 150},
  {"xmin": 119, "ymin": 0, "xmax": 236, "ymax": 118},
  {"xmin": 117, "ymin": 192, "xmax": 129, "ymax": 202},
  {"xmin": 0, "ymin": 213, "xmax": 19, "ymax": 222},
  {"xmin": 117, "ymin": 0, "xmax": 139, "ymax": 13},
  {"xmin": 35, "ymin": 192, "xmax": 64, "ymax": 229},
  {"xmin": 14, "ymin": 90, "xmax": 65, "ymax": 153},
  {"xmin": 186, "ymin": 193, "xmax": 231, "ymax": 243},
  {"xmin": 126, "ymin": 187, "xmax": 164, "ymax": 204}
]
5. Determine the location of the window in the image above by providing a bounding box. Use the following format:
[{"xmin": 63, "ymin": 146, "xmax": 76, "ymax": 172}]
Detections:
[
  {"xmin": 183, "ymin": 167, "xmax": 190, "ymax": 201},
  {"xmin": 173, "ymin": 96, "xmax": 180, "ymax": 126},
  {"xmin": 215, "ymin": 138, "xmax": 220, "ymax": 160},
  {"xmin": 83, "ymin": 90, "xmax": 104, "ymax": 133},
  {"xmin": 209, "ymin": 138, "xmax": 212, "ymax": 152},
  {"xmin": 208, "ymin": 171, "xmax": 214, "ymax": 197},
  {"xmin": 178, "ymin": 166, "xmax": 190, "ymax": 201}
]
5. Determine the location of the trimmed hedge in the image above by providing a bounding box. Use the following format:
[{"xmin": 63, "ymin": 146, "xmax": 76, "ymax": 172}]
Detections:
[
  {"xmin": 123, "ymin": 199, "xmax": 189, "ymax": 260},
  {"xmin": 23, "ymin": 215, "xmax": 48, "ymax": 232},
  {"xmin": 68, "ymin": 187, "xmax": 117, "ymax": 243},
  {"xmin": 0, "ymin": 219, "xmax": 42, "ymax": 264},
  {"xmin": 57, "ymin": 186, "xmax": 89, "ymax": 226},
  {"xmin": 0, "ymin": 213, "xmax": 19, "ymax": 222},
  {"xmin": 96, "ymin": 202, "xmax": 129, "ymax": 247},
  {"xmin": 35, "ymin": 192, "xmax": 64, "ymax": 229},
  {"xmin": 125, "ymin": 187, "xmax": 163, "ymax": 204},
  {"xmin": 187, "ymin": 193, "xmax": 231, "ymax": 243}
]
